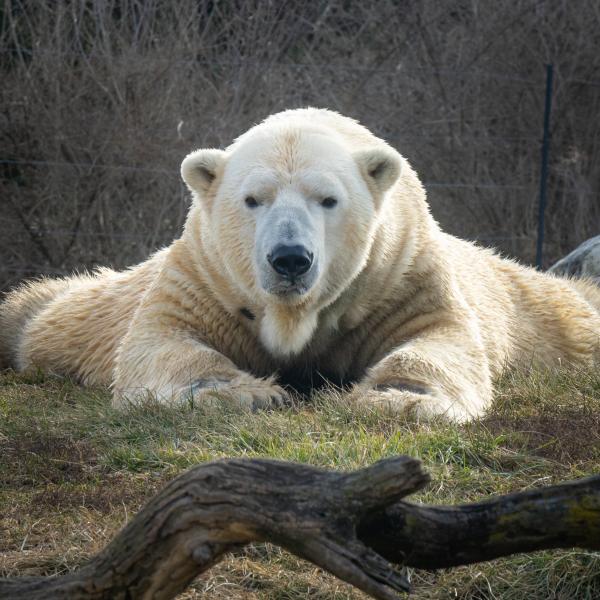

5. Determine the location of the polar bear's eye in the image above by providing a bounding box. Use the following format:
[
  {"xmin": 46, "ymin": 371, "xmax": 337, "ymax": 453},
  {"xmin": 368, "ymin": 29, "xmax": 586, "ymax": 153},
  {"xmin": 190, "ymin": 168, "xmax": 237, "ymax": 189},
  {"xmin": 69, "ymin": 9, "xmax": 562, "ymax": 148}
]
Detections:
[
  {"xmin": 321, "ymin": 197, "xmax": 338, "ymax": 209},
  {"xmin": 245, "ymin": 196, "xmax": 259, "ymax": 208}
]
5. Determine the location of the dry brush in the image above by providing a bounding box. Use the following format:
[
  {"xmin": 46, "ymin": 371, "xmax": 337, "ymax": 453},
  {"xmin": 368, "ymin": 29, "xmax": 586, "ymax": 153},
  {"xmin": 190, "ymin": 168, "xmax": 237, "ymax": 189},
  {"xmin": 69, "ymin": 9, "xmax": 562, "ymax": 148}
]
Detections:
[{"xmin": 2, "ymin": 0, "xmax": 600, "ymax": 290}]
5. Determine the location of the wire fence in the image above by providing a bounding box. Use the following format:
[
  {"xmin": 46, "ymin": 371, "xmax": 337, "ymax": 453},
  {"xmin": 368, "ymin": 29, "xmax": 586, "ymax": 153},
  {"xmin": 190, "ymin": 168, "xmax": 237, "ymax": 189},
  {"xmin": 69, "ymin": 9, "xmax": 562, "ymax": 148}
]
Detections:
[
  {"xmin": 4, "ymin": 43, "xmax": 600, "ymax": 88},
  {"xmin": 0, "ymin": 45, "xmax": 547, "ymax": 83},
  {"xmin": 0, "ymin": 158, "xmax": 534, "ymax": 188}
]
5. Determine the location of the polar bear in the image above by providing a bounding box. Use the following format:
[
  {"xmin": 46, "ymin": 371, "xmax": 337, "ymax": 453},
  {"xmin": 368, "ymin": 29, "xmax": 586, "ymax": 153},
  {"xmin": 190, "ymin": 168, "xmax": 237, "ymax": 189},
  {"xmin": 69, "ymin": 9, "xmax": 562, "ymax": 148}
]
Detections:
[{"xmin": 1, "ymin": 108, "xmax": 600, "ymax": 421}]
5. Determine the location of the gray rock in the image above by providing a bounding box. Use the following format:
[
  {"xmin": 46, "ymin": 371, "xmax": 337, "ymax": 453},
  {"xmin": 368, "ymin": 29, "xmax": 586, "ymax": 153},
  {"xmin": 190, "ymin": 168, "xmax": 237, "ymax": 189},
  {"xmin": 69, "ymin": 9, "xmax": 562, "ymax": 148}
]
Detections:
[{"xmin": 548, "ymin": 235, "xmax": 600, "ymax": 282}]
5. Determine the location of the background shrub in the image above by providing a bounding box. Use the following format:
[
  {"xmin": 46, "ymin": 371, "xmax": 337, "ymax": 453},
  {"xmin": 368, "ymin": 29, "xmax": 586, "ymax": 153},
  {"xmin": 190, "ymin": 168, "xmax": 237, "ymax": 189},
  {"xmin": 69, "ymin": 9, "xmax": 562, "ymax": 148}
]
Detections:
[{"xmin": 2, "ymin": 0, "xmax": 600, "ymax": 289}]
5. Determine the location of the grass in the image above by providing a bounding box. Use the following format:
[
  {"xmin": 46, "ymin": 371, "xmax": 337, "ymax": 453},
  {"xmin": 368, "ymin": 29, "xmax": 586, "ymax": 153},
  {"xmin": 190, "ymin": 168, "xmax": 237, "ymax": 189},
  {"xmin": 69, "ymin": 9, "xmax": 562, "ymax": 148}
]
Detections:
[{"xmin": 1, "ymin": 367, "xmax": 600, "ymax": 598}]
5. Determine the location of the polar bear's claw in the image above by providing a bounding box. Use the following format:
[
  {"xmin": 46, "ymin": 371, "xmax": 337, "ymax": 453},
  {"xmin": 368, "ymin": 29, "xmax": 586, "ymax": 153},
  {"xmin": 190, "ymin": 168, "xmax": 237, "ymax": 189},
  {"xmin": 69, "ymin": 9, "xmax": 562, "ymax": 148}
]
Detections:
[
  {"xmin": 351, "ymin": 385, "xmax": 471, "ymax": 423},
  {"xmin": 190, "ymin": 375, "xmax": 288, "ymax": 412}
]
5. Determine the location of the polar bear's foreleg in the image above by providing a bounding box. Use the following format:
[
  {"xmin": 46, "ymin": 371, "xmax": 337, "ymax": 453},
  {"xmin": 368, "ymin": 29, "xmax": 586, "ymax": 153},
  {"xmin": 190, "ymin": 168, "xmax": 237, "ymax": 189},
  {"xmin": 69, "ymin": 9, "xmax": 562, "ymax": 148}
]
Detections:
[
  {"xmin": 112, "ymin": 335, "xmax": 286, "ymax": 411},
  {"xmin": 352, "ymin": 326, "xmax": 492, "ymax": 422}
]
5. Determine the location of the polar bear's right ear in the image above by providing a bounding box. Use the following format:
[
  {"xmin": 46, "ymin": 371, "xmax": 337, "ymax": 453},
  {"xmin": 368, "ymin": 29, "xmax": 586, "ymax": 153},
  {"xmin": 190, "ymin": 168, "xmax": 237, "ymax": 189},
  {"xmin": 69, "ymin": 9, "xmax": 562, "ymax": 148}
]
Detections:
[
  {"xmin": 354, "ymin": 146, "xmax": 402, "ymax": 199},
  {"xmin": 181, "ymin": 149, "xmax": 227, "ymax": 196}
]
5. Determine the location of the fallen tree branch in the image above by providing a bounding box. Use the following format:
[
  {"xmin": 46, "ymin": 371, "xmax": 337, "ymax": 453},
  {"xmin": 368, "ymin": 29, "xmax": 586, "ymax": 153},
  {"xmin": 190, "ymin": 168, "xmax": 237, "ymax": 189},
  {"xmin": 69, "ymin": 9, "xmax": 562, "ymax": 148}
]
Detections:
[
  {"xmin": 0, "ymin": 457, "xmax": 428, "ymax": 600},
  {"xmin": 360, "ymin": 472, "xmax": 600, "ymax": 568},
  {"xmin": 0, "ymin": 457, "xmax": 599, "ymax": 600}
]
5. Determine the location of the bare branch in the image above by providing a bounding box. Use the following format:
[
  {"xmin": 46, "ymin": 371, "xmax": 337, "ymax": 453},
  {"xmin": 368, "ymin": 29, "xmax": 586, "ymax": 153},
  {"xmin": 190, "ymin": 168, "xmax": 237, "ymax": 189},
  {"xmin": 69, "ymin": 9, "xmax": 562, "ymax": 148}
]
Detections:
[{"xmin": 1, "ymin": 457, "xmax": 599, "ymax": 599}]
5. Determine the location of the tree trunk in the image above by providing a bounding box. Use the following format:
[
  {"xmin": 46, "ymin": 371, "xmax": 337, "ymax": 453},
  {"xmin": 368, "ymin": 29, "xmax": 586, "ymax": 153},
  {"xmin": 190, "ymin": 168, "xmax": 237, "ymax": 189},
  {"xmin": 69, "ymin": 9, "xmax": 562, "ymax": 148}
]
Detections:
[{"xmin": 0, "ymin": 456, "xmax": 599, "ymax": 600}]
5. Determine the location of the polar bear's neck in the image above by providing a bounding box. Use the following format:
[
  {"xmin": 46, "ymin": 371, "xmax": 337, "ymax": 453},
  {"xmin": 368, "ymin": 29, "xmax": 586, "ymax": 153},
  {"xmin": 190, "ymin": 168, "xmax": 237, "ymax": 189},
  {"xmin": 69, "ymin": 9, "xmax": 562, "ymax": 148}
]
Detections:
[{"xmin": 260, "ymin": 306, "xmax": 319, "ymax": 357}]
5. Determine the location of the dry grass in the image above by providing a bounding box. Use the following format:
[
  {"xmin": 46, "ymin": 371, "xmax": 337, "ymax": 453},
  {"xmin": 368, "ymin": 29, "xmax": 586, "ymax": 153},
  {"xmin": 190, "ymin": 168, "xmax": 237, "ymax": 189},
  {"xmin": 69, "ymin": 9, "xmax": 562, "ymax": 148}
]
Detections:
[{"xmin": 1, "ymin": 365, "xmax": 600, "ymax": 598}]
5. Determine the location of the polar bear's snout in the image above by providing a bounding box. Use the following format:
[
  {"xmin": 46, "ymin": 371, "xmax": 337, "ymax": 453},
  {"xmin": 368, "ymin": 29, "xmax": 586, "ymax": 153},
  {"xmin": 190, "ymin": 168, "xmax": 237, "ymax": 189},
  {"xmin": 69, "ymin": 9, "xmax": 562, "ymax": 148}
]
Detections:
[
  {"xmin": 254, "ymin": 196, "xmax": 323, "ymax": 299},
  {"xmin": 260, "ymin": 235, "xmax": 319, "ymax": 297},
  {"xmin": 267, "ymin": 244, "xmax": 314, "ymax": 280}
]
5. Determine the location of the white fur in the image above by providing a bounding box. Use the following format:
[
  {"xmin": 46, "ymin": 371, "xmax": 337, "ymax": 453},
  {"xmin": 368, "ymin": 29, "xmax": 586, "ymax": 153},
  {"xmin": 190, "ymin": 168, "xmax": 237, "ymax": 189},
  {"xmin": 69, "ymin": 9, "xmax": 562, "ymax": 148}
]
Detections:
[{"xmin": 260, "ymin": 308, "xmax": 319, "ymax": 357}]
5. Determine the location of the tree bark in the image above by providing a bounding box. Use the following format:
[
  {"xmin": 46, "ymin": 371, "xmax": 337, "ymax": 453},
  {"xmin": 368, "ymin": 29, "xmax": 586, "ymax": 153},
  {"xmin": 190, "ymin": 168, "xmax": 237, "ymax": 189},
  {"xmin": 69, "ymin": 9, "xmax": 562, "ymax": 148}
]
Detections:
[
  {"xmin": 359, "ymin": 472, "xmax": 600, "ymax": 568},
  {"xmin": 0, "ymin": 457, "xmax": 599, "ymax": 600}
]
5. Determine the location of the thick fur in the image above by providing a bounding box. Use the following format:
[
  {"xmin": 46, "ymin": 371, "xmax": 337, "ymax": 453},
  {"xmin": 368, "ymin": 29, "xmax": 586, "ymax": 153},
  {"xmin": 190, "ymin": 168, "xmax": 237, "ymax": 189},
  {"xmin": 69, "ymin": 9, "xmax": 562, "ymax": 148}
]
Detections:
[{"xmin": 2, "ymin": 108, "xmax": 600, "ymax": 420}]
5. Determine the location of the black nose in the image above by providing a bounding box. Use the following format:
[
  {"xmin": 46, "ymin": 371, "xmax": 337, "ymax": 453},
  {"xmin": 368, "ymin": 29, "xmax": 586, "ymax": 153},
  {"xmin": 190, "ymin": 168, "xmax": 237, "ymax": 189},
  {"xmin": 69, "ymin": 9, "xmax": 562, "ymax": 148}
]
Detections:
[{"xmin": 268, "ymin": 244, "xmax": 313, "ymax": 279}]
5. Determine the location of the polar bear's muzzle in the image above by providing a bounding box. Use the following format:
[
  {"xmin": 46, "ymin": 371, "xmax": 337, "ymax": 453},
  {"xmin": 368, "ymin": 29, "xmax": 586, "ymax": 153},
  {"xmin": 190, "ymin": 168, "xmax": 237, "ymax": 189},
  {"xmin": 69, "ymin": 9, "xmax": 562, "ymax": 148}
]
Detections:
[
  {"xmin": 254, "ymin": 190, "xmax": 324, "ymax": 303},
  {"xmin": 255, "ymin": 201, "xmax": 321, "ymax": 299}
]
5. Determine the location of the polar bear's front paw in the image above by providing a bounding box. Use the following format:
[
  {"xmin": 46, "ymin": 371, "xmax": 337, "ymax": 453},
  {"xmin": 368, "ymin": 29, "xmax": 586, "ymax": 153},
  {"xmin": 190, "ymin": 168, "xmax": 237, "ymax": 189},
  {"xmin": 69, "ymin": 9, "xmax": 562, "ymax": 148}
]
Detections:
[
  {"xmin": 350, "ymin": 380, "xmax": 469, "ymax": 422},
  {"xmin": 186, "ymin": 374, "xmax": 288, "ymax": 411}
]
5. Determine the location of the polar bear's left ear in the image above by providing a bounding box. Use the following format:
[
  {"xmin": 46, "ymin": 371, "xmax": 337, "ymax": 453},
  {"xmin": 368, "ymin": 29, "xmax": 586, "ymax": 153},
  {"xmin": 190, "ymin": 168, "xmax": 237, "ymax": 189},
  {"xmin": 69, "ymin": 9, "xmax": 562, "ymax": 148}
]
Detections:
[
  {"xmin": 181, "ymin": 149, "xmax": 227, "ymax": 196},
  {"xmin": 354, "ymin": 146, "xmax": 402, "ymax": 199}
]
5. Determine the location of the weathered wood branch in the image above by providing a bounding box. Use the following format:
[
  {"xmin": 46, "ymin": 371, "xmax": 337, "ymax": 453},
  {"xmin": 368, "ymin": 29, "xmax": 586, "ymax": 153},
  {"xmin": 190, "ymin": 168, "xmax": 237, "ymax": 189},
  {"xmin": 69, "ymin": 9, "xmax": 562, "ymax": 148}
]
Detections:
[
  {"xmin": 1, "ymin": 457, "xmax": 599, "ymax": 600},
  {"xmin": 360, "ymin": 472, "xmax": 600, "ymax": 569},
  {"xmin": 0, "ymin": 457, "xmax": 428, "ymax": 600}
]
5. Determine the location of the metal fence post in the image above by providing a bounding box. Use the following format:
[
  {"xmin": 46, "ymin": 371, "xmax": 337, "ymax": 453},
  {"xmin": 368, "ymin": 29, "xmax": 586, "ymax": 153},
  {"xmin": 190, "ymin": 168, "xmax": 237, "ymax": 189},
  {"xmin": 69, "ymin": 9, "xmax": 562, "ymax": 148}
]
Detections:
[{"xmin": 535, "ymin": 64, "xmax": 554, "ymax": 269}]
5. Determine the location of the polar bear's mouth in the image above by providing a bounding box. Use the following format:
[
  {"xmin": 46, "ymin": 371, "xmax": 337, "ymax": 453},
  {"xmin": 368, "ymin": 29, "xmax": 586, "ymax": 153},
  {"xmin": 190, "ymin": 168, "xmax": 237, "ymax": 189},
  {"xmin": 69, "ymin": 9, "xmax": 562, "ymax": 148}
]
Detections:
[
  {"xmin": 259, "ymin": 268, "xmax": 317, "ymax": 301},
  {"xmin": 270, "ymin": 280, "xmax": 310, "ymax": 297}
]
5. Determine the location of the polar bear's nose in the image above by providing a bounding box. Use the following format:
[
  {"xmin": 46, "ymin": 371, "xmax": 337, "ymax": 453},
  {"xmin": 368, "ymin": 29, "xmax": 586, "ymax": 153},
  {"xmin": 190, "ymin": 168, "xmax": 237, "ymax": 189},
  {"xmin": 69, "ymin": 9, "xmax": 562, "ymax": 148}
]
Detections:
[{"xmin": 268, "ymin": 244, "xmax": 313, "ymax": 279}]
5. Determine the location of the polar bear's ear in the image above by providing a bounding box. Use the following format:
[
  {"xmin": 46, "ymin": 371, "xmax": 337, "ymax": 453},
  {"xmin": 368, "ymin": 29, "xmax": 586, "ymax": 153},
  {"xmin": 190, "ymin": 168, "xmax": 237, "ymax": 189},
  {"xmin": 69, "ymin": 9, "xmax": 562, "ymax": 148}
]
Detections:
[
  {"xmin": 354, "ymin": 147, "xmax": 402, "ymax": 198},
  {"xmin": 181, "ymin": 149, "xmax": 227, "ymax": 196}
]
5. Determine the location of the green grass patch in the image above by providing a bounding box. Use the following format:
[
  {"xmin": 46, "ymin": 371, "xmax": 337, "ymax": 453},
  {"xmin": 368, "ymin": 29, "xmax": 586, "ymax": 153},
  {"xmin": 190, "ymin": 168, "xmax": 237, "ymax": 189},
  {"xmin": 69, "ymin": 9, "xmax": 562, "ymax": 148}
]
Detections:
[{"xmin": 1, "ymin": 366, "xmax": 600, "ymax": 597}]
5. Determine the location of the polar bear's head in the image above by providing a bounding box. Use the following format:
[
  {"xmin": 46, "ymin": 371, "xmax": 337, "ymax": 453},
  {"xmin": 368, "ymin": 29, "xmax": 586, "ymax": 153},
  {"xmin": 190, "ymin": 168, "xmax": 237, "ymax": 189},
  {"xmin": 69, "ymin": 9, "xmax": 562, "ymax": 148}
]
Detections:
[{"xmin": 181, "ymin": 109, "xmax": 403, "ymax": 356}]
